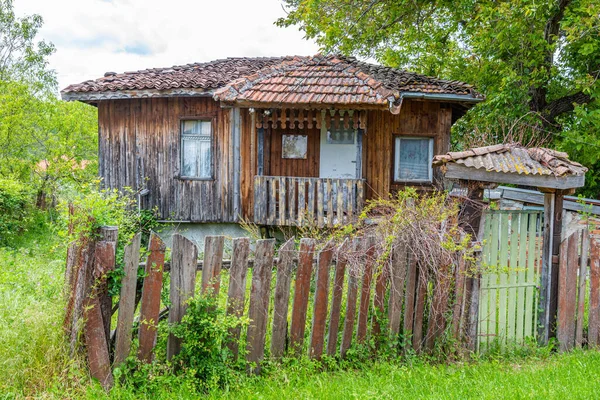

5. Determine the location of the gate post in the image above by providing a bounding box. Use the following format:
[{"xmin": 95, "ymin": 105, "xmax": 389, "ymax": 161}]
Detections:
[{"xmin": 538, "ymin": 189, "xmax": 559, "ymax": 345}]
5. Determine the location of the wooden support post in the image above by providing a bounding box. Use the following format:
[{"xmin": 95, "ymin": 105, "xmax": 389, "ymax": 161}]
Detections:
[
  {"xmin": 538, "ymin": 190, "xmax": 555, "ymax": 344},
  {"xmin": 549, "ymin": 191, "xmax": 566, "ymax": 339}
]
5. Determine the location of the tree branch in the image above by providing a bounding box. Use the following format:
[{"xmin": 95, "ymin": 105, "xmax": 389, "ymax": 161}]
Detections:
[{"xmin": 543, "ymin": 91, "xmax": 592, "ymax": 123}]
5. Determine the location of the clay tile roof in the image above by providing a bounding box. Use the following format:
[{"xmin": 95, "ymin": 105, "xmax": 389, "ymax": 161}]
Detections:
[
  {"xmin": 62, "ymin": 54, "xmax": 483, "ymax": 106},
  {"xmin": 432, "ymin": 143, "xmax": 587, "ymax": 177},
  {"xmin": 61, "ymin": 57, "xmax": 289, "ymax": 95},
  {"xmin": 213, "ymin": 54, "xmax": 482, "ymax": 111}
]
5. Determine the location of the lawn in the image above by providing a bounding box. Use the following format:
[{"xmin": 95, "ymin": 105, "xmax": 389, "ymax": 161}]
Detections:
[{"xmin": 3, "ymin": 227, "xmax": 600, "ymax": 399}]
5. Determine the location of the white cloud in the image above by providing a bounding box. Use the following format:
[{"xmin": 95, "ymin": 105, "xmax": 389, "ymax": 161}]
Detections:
[{"xmin": 13, "ymin": 0, "xmax": 320, "ymax": 90}]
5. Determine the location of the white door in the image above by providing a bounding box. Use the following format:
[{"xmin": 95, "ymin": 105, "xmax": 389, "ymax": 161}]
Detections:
[{"xmin": 319, "ymin": 125, "xmax": 359, "ymax": 178}]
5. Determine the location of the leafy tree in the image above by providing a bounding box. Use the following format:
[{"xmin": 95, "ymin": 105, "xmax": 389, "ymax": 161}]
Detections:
[
  {"xmin": 0, "ymin": 0, "xmax": 55, "ymax": 90},
  {"xmin": 0, "ymin": 0, "xmax": 97, "ymax": 210},
  {"xmin": 278, "ymin": 0, "xmax": 600, "ymax": 196}
]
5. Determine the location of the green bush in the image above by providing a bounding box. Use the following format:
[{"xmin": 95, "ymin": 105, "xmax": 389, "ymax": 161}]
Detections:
[
  {"xmin": 169, "ymin": 294, "xmax": 246, "ymax": 392},
  {"xmin": 0, "ymin": 177, "xmax": 34, "ymax": 243}
]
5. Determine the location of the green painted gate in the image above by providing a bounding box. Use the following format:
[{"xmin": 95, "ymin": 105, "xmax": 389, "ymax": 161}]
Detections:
[{"xmin": 478, "ymin": 210, "xmax": 543, "ymax": 351}]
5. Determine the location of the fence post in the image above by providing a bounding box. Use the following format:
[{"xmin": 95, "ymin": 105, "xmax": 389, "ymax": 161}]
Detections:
[{"xmin": 538, "ymin": 190, "xmax": 555, "ymax": 345}]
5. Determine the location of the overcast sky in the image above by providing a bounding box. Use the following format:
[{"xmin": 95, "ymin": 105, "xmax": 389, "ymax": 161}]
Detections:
[{"xmin": 14, "ymin": 0, "xmax": 320, "ymax": 91}]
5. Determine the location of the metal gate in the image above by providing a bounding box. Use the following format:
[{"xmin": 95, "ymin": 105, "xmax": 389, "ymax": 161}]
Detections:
[{"xmin": 478, "ymin": 210, "xmax": 543, "ymax": 351}]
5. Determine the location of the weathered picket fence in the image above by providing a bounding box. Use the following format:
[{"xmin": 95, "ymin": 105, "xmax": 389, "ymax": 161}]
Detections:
[
  {"xmin": 556, "ymin": 217, "xmax": 600, "ymax": 351},
  {"xmin": 65, "ymin": 229, "xmax": 478, "ymax": 389}
]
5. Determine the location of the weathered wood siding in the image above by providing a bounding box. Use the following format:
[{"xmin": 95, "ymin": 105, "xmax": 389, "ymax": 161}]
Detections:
[
  {"xmin": 365, "ymin": 100, "xmax": 452, "ymax": 199},
  {"xmin": 239, "ymin": 100, "xmax": 453, "ymax": 220},
  {"xmin": 98, "ymin": 97, "xmax": 238, "ymax": 222}
]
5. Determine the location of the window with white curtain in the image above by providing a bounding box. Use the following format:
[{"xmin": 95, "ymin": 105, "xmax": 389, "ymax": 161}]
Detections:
[
  {"xmin": 181, "ymin": 119, "xmax": 212, "ymax": 179},
  {"xmin": 393, "ymin": 137, "xmax": 434, "ymax": 182}
]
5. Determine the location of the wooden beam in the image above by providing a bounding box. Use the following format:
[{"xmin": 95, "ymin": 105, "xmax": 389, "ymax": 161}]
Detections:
[
  {"xmin": 538, "ymin": 191, "xmax": 555, "ymax": 344},
  {"xmin": 445, "ymin": 163, "xmax": 585, "ymax": 190}
]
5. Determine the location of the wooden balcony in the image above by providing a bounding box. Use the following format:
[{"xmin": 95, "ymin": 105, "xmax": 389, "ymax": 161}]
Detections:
[{"xmin": 253, "ymin": 176, "xmax": 365, "ymax": 227}]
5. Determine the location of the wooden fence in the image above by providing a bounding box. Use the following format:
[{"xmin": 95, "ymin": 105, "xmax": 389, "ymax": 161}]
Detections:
[
  {"xmin": 556, "ymin": 221, "xmax": 600, "ymax": 351},
  {"xmin": 477, "ymin": 211, "xmax": 543, "ymax": 351},
  {"xmin": 65, "ymin": 229, "xmax": 479, "ymax": 389}
]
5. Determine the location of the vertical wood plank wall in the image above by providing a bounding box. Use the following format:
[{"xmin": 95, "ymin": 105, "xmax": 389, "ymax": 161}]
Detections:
[
  {"xmin": 98, "ymin": 97, "xmax": 236, "ymax": 222},
  {"xmin": 98, "ymin": 99, "xmax": 453, "ymax": 222},
  {"xmin": 364, "ymin": 101, "xmax": 452, "ymax": 200}
]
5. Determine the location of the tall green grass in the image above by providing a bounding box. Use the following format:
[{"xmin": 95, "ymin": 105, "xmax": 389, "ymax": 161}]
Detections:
[{"xmin": 0, "ymin": 226, "xmax": 89, "ymax": 398}]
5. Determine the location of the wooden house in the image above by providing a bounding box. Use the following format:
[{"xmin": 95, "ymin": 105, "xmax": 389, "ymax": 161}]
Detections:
[{"xmin": 61, "ymin": 54, "xmax": 483, "ymax": 236}]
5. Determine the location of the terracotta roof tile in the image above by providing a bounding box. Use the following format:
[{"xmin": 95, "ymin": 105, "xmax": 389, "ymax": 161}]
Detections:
[
  {"xmin": 432, "ymin": 144, "xmax": 587, "ymax": 177},
  {"xmin": 62, "ymin": 54, "xmax": 483, "ymax": 108}
]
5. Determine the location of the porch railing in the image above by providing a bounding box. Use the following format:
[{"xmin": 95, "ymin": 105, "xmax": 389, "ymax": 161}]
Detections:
[{"xmin": 253, "ymin": 176, "xmax": 365, "ymax": 227}]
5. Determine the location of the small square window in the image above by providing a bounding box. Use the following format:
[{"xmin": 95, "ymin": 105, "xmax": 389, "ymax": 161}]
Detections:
[
  {"xmin": 394, "ymin": 137, "xmax": 433, "ymax": 182},
  {"xmin": 181, "ymin": 120, "xmax": 212, "ymax": 178},
  {"xmin": 282, "ymin": 134, "xmax": 308, "ymax": 159}
]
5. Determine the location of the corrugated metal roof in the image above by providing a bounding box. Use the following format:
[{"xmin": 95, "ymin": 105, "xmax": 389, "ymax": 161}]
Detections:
[{"xmin": 433, "ymin": 144, "xmax": 587, "ymax": 177}]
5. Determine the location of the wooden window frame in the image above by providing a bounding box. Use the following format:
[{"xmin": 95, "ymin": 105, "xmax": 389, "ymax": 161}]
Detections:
[
  {"xmin": 178, "ymin": 115, "xmax": 216, "ymax": 181},
  {"xmin": 391, "ymin": 135, "xmax": 434, "ymax": 184}
]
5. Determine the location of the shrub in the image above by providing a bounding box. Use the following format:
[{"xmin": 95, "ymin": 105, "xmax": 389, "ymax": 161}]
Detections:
[
  {"xmin": 169, "ymin": 294, "xmax": 246, "ymax": 392},
  {"xmin": 0, "ymin": 177, "xmax": 34, "ymax": 244}
]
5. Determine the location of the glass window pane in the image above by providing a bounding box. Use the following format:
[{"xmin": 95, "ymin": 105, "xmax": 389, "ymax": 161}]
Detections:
[
  {"xmin": 182, "ymin": 138, "xmax": 198, "ymax": 177},
  {"xmin": 182, "ymin": 120, "xmax": 211, "ymax": 136},
  {"xmin": 181, "ymin": 119, "xmax": 212, "ymax": 178},
  {"xmin": 395, "ymin": 138, "xmax": 432, "ymax": 181}
]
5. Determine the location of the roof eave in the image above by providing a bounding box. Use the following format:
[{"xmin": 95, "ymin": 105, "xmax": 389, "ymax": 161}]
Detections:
[
  {"xmin": 60, "ymin": 88, "xmax": 214, "ymax": 103},
  {"xmin": 443, "ymin": 163, "xmax": 585, "ymax": 190},
  {"xmin": 400, "ymin": 92, "xmax": 484, "ymax": 104}
]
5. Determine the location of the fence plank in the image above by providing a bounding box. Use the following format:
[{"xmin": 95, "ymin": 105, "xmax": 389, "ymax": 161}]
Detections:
[
  {"xmin": 310, "ymin": 242, "xmax": 334, "ymax": 359},
  {"xmin": 326, "ymin": 180, "xmax": 334, "ymax": 228},
  {"xmin": 246, "ymin": 239, "xmax": 275, "ymax": 373},
  {"xmin": 346, "ymin": 180, "xmax": 354, "ymax": 221},
  {"xmin": 269, "ymin": 179, "xmax": 277, "ymax": 225},
  {"xmin": 403, "ymin": 252, "xmax": 418, "ymax": 349},
  {"xmin": 477, "ymin": 213, "xmax": 493, "ymax": 351},
  {"xmin": 487, "ymin": 213, "xmax": 500, "ymax": 348},
  {"xmin": 290, "ymin": 239, "xmax": 316, "ymax": 354},
  {"xmin": 452, "ymin": 246, "xmax": 467, "ymax": 340},
  {"xmin": 138, "ymin": 233, "xmax": 166, "ymax": 363},
  {"xmin": 307, "ymin": 179, "xmax": 315, "ymax": 223},
  {"xmin": 167, "ymin": 234, "xmax": 198, "ymax": 361},
  {"xmin": 114, "ymin": 233, "xmax": 141, "ymax": 366},
  {"xmin": 497, "ymin": 213, "xmax": 509, "ymax": 347},
  {"xmin": 202, "ymin": 236, "xmax": 225, "ymax": 296},
  {"xmin": 515, "ymin": 213, "xmax": 528, "ymax": 344},
  {"xmin": 271, "ymin": 238, "xmax": 296, "ymax": 358},
  {"xmin": 84, "ymin": 295, "xmax": 114, "ymax": 390},
  {"xmin": 412, "ymin": 269, "xmax": 427, "ymax": 353},
  {"xmin": 557, "ymin": 232, "xmax": 579, "ymax": 351},
  {"xmin": 575, "ymin": 229, "xmax": 590, "ymax": 348},
  {"xmin": 317, "ymin": 179, "xmax": 324, "ymax": 228},
  {"xmin": 341, "ymin": 239, "xmax": 361, "ymax": 358},
  {"xmin": 337, "ymin": 180, "xmax": 344, "ymax": 225},
  {"xmin": 357, "ymin": 236, "xmax": 376, "ymax": 343},
  {"xmin": 226, "ymin": 237, "xmax": 250, "ymax": 359},
  {"xmin": 388, "ymin": 242, "xmax": 407, "ymax": 339},
  {"xmin": 524, "ymin": 213, "xmax": 537, "ymax": 339},
  {"xmin": 589, "ymin": 236, "xmax": 600, "ymax": 347},
  {"xmin": 298, "ymin": 179, "xmax": 306, "ymax": 225},
  {"xmin": 289, "ymin": 178, "xmax": 296, "ymax": 224},
  {"xmin": 507, "ymin": 214, "xmax": 520, "ymax": 342},
  {"xmin": 279, "ymin": 176, "xmax": 287, "ymax": 225},
  {"xmin": 94, "ymin": 227, "xmax": 118, "ymax": 353},
  {"xmin": 327, "ymin": 239, "xmax": 348, "ymax": 356},
  {"xmin": 372, "ymin": 260, "xmax": 389, "ymax": 340}
]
